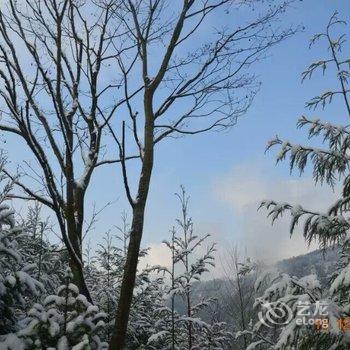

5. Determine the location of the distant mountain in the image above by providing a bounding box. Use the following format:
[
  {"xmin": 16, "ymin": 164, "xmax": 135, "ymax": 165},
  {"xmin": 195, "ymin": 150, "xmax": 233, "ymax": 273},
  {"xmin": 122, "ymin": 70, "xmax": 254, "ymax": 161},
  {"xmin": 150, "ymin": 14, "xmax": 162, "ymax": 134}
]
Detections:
[{"xmin": 276, "ymin": 246, "xmax": 340, "ymax": 285}]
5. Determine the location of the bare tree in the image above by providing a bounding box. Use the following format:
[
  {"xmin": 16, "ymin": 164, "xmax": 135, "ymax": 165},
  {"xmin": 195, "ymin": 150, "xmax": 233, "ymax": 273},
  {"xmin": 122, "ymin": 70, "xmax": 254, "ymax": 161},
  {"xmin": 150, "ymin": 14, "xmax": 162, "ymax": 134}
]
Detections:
[
  {"xmin": 107, "ymin": 1, "xmax": 296, "ymax": 348},
  {"xmin": 0, "ymin": 0, "xmax": 139, "ymax": 302}
]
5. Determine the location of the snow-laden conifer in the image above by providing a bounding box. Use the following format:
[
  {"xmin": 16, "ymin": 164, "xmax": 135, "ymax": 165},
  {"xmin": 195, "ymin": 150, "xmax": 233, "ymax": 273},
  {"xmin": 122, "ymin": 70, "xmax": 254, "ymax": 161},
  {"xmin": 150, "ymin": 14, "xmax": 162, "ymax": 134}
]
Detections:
[
  {"xmin": 7, "ymin": 269, "xmax": 107, "ymax": 349},
  {"xmin": 244, "ymin": 12, "xmax": 350, "ymax": 350},
  {"xmin": 0, "ymin": 167, "xmax": 43, "ymax": 335}
]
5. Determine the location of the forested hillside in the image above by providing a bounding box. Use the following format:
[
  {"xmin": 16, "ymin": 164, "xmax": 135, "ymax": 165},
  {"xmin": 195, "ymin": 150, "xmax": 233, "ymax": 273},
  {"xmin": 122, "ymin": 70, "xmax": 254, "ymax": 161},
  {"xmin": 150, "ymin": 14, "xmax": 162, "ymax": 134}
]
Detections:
[{"xmin": 277, "ymin": 247, "xmax": 339, "ymax": 284}]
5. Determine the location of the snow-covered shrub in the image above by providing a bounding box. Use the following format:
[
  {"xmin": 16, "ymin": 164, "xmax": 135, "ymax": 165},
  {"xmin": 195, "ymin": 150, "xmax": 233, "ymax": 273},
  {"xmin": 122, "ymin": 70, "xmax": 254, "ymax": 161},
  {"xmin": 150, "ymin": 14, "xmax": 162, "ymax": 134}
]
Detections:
[{"xmin": 6, "ymin": 269, "xmax": 108, "ymax": 349}]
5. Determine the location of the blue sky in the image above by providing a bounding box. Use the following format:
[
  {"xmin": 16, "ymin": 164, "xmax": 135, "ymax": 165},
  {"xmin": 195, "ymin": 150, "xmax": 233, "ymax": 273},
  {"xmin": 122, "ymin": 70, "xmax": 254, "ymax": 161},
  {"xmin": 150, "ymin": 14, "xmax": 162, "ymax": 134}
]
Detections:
[
  {"xmin": 85, "ymin": 0, "xmax": 348, "ymax": 265},
  {"xmin": 82, "ymin": 0, "xmax": 350, "ymax": 268},
  {"xmin": 5, "ymin": 0, "xmax": 350, "ymax": 268}
]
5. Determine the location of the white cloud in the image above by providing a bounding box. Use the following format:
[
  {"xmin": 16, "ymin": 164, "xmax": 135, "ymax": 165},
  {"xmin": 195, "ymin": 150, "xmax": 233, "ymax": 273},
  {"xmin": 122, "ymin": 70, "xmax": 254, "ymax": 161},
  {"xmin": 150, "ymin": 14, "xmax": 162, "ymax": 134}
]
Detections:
[
  {"xmin": 138, "ymin": 243, "xmax": 172, "ymax": 271},
  {"xmin": 139, "ymin": 238, "xmax": 219, "ymax": 281},
  {"xmin": 214, "ymin": 162, "xmax": 340, "ymax": 263},
  {"xmin": 139, "ymin": 161, "xmax": 341, "ymax": 275}
]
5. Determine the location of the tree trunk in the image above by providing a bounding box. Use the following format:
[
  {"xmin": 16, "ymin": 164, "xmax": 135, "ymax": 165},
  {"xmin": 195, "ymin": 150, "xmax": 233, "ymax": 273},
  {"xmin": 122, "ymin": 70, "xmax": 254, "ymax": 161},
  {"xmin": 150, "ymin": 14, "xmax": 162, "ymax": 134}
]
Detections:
[
  {"xmin": 186, "ymin": 287, "xmax": 193, "ymax": 350},
  {"xmin": 109, "ymin": 90, "xmax": 154, "ymax": 350},
  {"xmin": 108, "ymin": 204, "xmax": 146, "ymax": 349},
  {"xmin": 67, "ymin": 212, "xmax": 92, "ymax": 303},
  {"xmin": 171, "ymin": 230, "xmax": 175, "ymax": 350},
  {"xmin": 69, "ymin": 255, "xmax": 92, "ymax": 303}
]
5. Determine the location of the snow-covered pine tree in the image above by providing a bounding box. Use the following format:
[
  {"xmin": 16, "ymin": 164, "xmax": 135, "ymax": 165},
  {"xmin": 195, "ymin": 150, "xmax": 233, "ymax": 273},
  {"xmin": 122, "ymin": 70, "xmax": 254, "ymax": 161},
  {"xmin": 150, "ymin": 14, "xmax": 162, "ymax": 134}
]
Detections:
[
  {"xmin": 160, "ymin": 227, "xmax": 182, "ymax": 350},
  {"xmin": 0, "ymin": 164, "xmax": 43, "ymax": 336},
  {"xmin": 160, "ymin": 187, "xmax": 232, "ymax": 350},
  {"xmin": 246, "ymin": 12, "xmax": 350, "ymax": 350},
  {"xmin": 84, "ymin": 213, "xmax": 167, "ymax": 348},
  {"xmin": 93, "ymin": 231, "xmax": 125, "ymax": 342},
  {"xmin": 104, "ymin": 188, "xmax": 232, "ymax": 350},
  {"xmin": 84, "ymin": 240, "xmax": 102, "ymax": 308},
  {"xmin": 124, "ymin": 232, "xmax": 172, "ymax": 348},
  {"xmin": 18, "ymin": 203, "xmax": 66, "ymax": 294},
  {"xmin": 128, "ymin": 270, "xmax": 171, "ymax": 349},
  {"xmin": 7, "ymin": 269, "xmax": 107, "ymax": 349}
]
